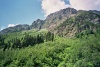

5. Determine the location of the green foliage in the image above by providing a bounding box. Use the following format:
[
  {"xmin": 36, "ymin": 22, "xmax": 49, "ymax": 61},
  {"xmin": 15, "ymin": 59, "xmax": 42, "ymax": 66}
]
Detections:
[
  {"xmin": 0, "ymin": 28, "xmax": 100, "ymax": 67},
  {"xmin": 0, "ymin": 29, "xmax": 54, "ymax": 51},
  {"xmin": 46, "ymin": 32, "xmax": 54, "ymax": 42},
  {"xmin": 1, "ymin": 8, "xmax": 100, "ymax": 67},
  {"xmin": 0, "ymin": 33, "xmax": 100, "ymax": 67}
]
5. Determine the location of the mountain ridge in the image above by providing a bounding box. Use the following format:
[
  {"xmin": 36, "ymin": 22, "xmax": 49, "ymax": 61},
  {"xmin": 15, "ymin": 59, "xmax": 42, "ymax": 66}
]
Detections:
[{"xmin": 0, "ymin": 8, "xmax": 100, "ymax": 37}]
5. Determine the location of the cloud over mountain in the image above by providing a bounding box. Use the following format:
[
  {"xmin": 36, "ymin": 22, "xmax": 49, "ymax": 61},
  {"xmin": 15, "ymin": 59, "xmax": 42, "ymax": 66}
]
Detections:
[
  {"xmin": 0, "ymin": 26, "xmax": 5, "ymax": 31},
  {"xmin": 41, "ymin": 0, "xmax": 100, "ymax": 16},
  {"xmin": 8, "ymin": 24, "xmax": 18, "ymax": 27},
  {"xmin": 41, "ymin": 0, "xmax": 70, "ymax": 16}
]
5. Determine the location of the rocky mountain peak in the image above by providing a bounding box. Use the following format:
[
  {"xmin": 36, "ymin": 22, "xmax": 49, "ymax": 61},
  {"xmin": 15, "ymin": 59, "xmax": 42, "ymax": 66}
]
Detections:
[
  {"xmin": 47, "ymin": 8, "xmax": 77, "ymax": 19},
  {"xmin": 43, "ymin": 8, "xmax": 77, "ymax": 30}
]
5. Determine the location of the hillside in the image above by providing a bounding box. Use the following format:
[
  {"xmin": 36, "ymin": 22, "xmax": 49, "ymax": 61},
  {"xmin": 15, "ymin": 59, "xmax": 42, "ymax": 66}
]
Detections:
[
  {"xmin": 0, "ymin": 8, "xmax": 100, "ymax": 67},
  {"xmin": 55, "ymin": 11, "xmax": 100, "ymax": 37},
  {"xmin": 0, "ymin": 30, "xmax": 100, "ymax": 67}
]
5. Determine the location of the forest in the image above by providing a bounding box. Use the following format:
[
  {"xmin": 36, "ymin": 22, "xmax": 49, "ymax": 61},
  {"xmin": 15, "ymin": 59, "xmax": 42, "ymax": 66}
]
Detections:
[{"xmin": 0, "ymin": 29, "xmax": 100, "ymax": 67}]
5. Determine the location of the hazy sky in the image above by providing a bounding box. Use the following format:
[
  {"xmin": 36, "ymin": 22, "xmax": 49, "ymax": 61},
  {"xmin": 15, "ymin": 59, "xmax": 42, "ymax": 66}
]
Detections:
[{"xmin": 0, "ymin": 0, "xmax": 100, "ymax": 30}]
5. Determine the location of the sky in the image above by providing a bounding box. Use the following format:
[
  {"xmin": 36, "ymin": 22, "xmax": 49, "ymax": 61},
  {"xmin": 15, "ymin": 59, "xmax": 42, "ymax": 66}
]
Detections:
[
  {"xmin": 0, "ymin": 0, "xmax": 44, "ymax": 30},
  {"xmin": 0, "ymin": 0, "xmax": 100, "ymax": 30}
]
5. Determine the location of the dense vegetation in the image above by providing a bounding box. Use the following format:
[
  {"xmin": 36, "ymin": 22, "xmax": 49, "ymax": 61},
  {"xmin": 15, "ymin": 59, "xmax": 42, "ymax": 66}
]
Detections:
[
  {"xmin": 0, "ymin": 29, "xmax": 54, "ymax": 51},
  {"xmin": 0, "ymin": 29, "xmax": 100, "ymax": 67}
]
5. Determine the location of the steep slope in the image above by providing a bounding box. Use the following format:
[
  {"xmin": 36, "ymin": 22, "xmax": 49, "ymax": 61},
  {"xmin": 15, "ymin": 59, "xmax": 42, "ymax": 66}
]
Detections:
[
  {"xmin": 55, "ymin": 11, "xmax": 100, "ymax": 37},
  {"xmin": 0, "ymin": 29, "xmax": 100, "ymax": 67},
  {"xmin": 43, "ymin": 8, "xmax": 100, "ymax": 35},
  {"xmin": 43, "ymin": 8, "xmax": 77, "ymax": 30}
]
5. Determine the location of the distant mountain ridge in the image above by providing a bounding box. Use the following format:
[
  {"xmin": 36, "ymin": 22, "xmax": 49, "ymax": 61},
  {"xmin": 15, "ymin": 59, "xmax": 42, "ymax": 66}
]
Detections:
[
  {"xmin": 0, "ymin": 8, "xmax": 100, "ymax": 37},
  {"xmin": 0, "ymin": 24, "xmax": 30, "ymax": 34},
  {"xmin": 0, "ymin": 19, "xmax": 45, "ymax": 34}
]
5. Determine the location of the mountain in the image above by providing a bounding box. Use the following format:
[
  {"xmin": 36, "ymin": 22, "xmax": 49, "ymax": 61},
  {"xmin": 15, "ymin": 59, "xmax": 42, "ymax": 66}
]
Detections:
[
  {"xmin": 54, "ymin": 10, "xmax": 100, "ymax": 37},
  {"xmin": 30, "ymin": 19, "xmax": 45, "ymax": 30},
  {"xmin": 0, "ymin": 8, "xmax": 100, "ymax": 67},
  {"xmin": 0, "ymin": 8, "xmax": 78, "ymax": 35},
  {"xmin": 0, "ymin": 8, "xmax": 100, "ymax": 37},
  {"xmin": 0, "ymin": 24, "xmax": 30, "ymax": 34},
  {"xmin": 43, "ymin": 8, "xmax": 100, "ymax": 37},
  {"xmin": 43, "ymin": 8, "xmax": 77, "ymax": 30},
  {"xmin": 0, "ymin": 19, "xmax": 45, "ymax": 34}
]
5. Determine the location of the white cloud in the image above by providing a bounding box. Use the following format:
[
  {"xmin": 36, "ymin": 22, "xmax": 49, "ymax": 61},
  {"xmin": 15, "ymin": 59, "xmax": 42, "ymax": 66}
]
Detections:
[
  {"xmin": 41, "ymin": 0, "xmax": 100, "ymax": 16},
  {"xmin": 69, "ymin": 0, "xmax": 100, "ymax": 11},
  {"xmin": 8, "ymin": 24, "xmax": 18, "ymax": 27},
  {"xmin": 41, "ymin": 0, "xmax": 70, "ymax": 16},
  {"xmin": 0, "ymin": 26, "xmax": 5, "ymax": 31}
]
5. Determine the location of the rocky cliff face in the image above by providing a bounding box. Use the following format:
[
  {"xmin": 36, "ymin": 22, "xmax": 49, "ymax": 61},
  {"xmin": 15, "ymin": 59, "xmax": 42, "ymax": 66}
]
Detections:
[
  {"xmin": 55, "ymin": 11, "xmax": 100, "ymax": 37},
  {"xmin": 43, "ymin": 8, "xmax": 77, "ymax": 30},
  {"xmin": 44, "ymin": 8, "xmax": 100, "ymax": 32}
]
